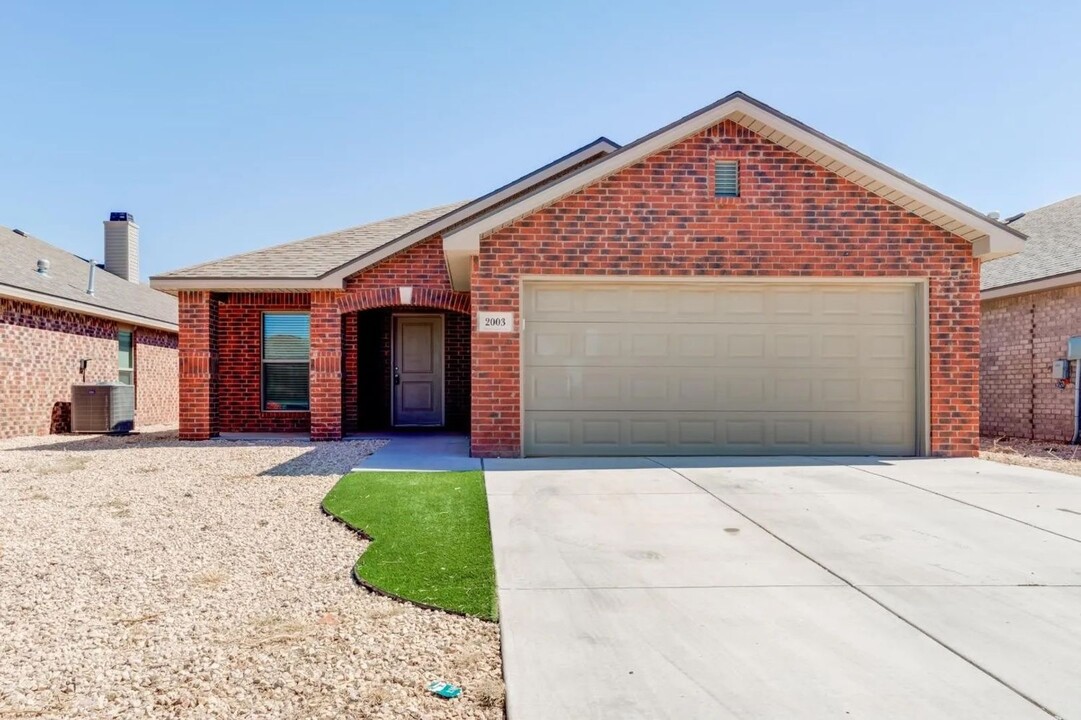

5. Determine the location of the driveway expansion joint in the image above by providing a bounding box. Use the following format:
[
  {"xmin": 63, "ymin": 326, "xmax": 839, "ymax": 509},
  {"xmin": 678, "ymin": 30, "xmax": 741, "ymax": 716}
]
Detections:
[
  {"xmin": 649, "ymin": 457, "xmax": 1064, "ymax": 719},
  {"xmin": 824, "ymin": 458, "xmax": 1081, "ymax": 545}
]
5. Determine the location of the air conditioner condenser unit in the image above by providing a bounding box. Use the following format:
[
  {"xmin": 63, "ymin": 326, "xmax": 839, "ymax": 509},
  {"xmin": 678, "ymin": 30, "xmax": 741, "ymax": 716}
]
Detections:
[{"xmin": 70, "ymin": 383, "xmax": 135, "ymax": 433}]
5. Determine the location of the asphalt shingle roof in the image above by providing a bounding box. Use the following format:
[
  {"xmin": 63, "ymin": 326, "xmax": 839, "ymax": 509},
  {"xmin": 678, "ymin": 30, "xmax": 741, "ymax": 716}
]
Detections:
[
  {"xmin": 0, "ymin": 226, "xmax": 177, "ymax": 327},
  {"xmin": 157, "ymin": 202, "xmax": 469, "ymax": 280},
  {"xmin": 982, "ymin": 194, "xmax": 1081, "ymax": 291}
]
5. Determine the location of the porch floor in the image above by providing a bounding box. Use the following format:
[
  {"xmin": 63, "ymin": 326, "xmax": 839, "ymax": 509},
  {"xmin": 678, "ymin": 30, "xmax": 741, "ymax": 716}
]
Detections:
[{"xmin": 348, "ymin": 432, "xmax": 479, "ymax": 472}]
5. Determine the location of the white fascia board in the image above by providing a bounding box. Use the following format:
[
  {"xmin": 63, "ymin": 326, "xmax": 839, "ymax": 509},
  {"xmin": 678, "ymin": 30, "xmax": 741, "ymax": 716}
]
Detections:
[
  {"xmin": 0, "ymin": 285, "xmax": 177, "ymax": 332},
  {"xmin": 149, "ymin": 276, "xmax": 336, "ymax": 292},
  {"xmin": 444, "ymin": 246, "xmax": 473, "ymax": 292},
  {"xmin": 443, "ymin": 93, "xmax": 1026, "ymax": 286},
  {"xmin": 972, "ymin": 234, "xmax": 1025, "ymax": 260},
  {"xmin": 981, "ymin": 270, "xmax": 1081, "ymax": 301}
]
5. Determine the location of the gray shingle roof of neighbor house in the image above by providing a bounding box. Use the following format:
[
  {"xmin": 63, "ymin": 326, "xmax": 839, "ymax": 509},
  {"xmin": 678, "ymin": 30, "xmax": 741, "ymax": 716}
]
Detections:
[
  {"xmin": 981, "ymin": 194, "xmax": 1081, "ymax": 294},
  {"xmin": 0, "ymin": 226, "xmax": 178, "ymax": 331}
]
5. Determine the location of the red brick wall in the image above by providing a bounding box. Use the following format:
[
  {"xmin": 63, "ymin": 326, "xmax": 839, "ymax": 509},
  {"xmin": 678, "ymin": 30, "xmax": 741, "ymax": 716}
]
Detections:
[
  {"xmin": 343, "ymin": 236, "xmax": 455, "ymax": 292},
  {"xmin": 471, "ymin": 119, "xmax": 980, "ymax": 458},
  {"xmin": 445, "ymin": 311, "xmax": 471, "ymax": 431},
  {"xmin": 216, "ymin": 292, "xmax": 312, "ymax": 434},
  {"xmin": 981, "ymin": 286, "xmax": 1081, "ymax": 441},
  {"xmin": 343, "ymin": 312, "xmax": 358, "ymax": 432},
  {"xmin": 178, "ymin": 291, "xmax": 218, "ymax": 439},
  {"xmin": 0, "ymin": 296, "xmax": 177, "ymax": 438}
]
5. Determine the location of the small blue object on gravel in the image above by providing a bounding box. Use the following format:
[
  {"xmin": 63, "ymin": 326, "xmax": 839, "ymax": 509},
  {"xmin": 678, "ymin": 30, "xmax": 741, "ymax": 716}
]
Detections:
[{"xmin": 426, "ymin": 680, "xmax": 462, "ymax": 699}]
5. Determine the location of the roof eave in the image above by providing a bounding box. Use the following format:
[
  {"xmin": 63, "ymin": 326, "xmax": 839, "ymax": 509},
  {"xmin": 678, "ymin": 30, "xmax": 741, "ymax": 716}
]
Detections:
[
  {"xmin": 0, "ymin": 284, "xmax": 178, "ymax": 332},
  {"xmin": 972, "ymin": 232, "xmax": 1026, "ymax": 261},
  {"xmin": 149, "ymin": 275, "xmax": 337, "ymax": 293},
  {"xmin": 982, "ymin": 269, "xmax": 1081, "ymax": 301}
]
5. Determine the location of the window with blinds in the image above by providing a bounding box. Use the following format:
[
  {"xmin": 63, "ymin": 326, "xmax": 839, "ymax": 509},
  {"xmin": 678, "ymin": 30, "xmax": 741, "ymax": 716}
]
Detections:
[
  {"xmin": 715, "ymin": 160, "xmax": 739, "ymax": 197},
  {"xmin": 118, "ymin": 330, "xmax": 134, "ymax": 385},
  {"xmin": 262, "ymin": 313, "xmax": 310, "ymax": 411}
]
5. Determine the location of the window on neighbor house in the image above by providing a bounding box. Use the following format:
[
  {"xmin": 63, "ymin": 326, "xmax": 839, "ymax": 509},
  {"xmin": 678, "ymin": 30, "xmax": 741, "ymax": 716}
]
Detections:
[
  {"xmin": 118, "ymin": 330, "xmax": 134, "ymax": 385},
  {"xmin": 262, "ymin": 312, "xmax": 310, "ymax": 411}
]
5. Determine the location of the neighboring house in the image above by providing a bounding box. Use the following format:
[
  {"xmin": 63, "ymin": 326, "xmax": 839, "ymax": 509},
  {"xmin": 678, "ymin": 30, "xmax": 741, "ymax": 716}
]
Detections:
[
  {"xmin": 151, "ymin": 91, "xmax": 1023, "ymax": 458},
  {"xmin": 981, "ymin": 194, "xmax": 1081, "ymax": 441},
  {"xmin": 0, "ymin": 214, "xmax": 179, "ymax": 437}
]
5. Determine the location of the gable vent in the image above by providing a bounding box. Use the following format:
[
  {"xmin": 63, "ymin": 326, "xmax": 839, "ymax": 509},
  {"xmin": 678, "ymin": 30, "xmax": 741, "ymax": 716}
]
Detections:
[{"xmin": 714, "ymin": 160, "xmax": 739, "ymax": 197}]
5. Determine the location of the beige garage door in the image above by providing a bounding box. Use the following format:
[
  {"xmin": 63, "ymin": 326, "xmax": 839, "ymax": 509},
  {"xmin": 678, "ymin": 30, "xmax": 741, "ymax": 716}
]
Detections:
[{"xmin": 521, "ymin": 281, "xmax": 919, "ymax": 456}]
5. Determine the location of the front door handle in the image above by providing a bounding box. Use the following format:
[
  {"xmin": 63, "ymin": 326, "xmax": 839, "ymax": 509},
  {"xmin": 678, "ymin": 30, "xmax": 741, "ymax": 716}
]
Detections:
[{"xmin": 394, "ymin": 373, "xmax": 400, "ymax": 386}]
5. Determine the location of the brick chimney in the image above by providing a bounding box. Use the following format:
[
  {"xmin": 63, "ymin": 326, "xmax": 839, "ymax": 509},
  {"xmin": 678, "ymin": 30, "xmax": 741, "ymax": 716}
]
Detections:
[{"xmin": 103, "ymin": 212, "xmax": 139, "ymax": 282}]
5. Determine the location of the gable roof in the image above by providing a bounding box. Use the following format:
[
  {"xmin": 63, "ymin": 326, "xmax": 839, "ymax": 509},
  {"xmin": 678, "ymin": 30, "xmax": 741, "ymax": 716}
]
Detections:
[
  {"xmin": 150, "ymin": 137, "xmax": 619, "ymax": 291},
  {"xmin": 0, "ymin": 226, "xmax": 177, "ymax": 331},
  {"xmin": 981, "ymin": 194, "xmax": 1081, "ymax": 299},
  {"xmin": 443, "ymin": 91, "xmax": 1026, "ymax": 290}
]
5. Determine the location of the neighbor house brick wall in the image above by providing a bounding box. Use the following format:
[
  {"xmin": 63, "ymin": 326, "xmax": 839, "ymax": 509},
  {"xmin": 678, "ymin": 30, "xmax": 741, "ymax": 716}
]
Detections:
[
  {"xmin": 134, "ymin": 328, "xmax": 179, "ymax": 427},
  {"xmin": 471, "ymin": 119, "xmax": 980, "ymax": 458},
  {"xmin": 0, "ymin": 296, "xmax": 177, "ymax": 438},
  {"xmin": 981, "ymin": 285, "xmax": 1081, "ymax": 442}
]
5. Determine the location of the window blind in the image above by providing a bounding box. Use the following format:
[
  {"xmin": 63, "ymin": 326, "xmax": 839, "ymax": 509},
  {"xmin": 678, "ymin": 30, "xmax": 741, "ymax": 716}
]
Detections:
[{"xmin": 262, "ymin": 313, "xmax": 310, "ymax": 410}]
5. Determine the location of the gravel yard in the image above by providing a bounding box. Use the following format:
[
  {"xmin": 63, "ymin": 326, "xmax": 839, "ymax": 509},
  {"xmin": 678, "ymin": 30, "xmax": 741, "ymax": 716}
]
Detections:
[
  {"xmin": 981, "ymin": 435, "xmax": 1081, "ymax": 477},
  {"xmin": 0, "ymin": 430, "xmax": 503, "ymax": 719}
]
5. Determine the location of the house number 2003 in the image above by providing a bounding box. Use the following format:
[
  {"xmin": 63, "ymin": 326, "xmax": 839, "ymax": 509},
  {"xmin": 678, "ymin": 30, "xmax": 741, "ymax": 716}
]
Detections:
[{"xmin": 477, "ymin": 311, "xmax": 514, "ymax": 333}]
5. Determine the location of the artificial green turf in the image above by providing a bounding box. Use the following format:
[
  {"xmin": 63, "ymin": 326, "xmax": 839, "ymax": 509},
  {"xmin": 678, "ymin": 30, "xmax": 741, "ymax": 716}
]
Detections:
[{"xmin": 322, "ymin": 470, "xmax": 497, "ymax": 620}]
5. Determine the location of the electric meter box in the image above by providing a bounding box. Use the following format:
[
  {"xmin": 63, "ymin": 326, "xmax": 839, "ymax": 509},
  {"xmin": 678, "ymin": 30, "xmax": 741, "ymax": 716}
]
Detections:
[
  {"xmin": 1069, "ymin": 336, "xmax": 1081, "ymax": 360},
  {"xmin": 1053, "ymin": 359, "xmax": 1071, "ymax": 381}
]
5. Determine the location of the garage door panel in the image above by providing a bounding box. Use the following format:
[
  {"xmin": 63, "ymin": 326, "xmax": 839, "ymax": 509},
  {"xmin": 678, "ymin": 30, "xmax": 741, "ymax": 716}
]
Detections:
[
  {"xmin": 522, "ymin": 281, "xmax": 918, "ymax": 456},
  {"xmin": 525, "ymin": 322, "xmax": 914, "ymax": 368},
  {"xmin": 524, "ymin": 411, "xmax": 917, "ymax": 456},
  {"xmin": 524, "ymin": 366, "xmax": 915, "ymax": 413},
  {"xmin": 523, "ymin": 283, "xmax": 915, "ymax": 326}
]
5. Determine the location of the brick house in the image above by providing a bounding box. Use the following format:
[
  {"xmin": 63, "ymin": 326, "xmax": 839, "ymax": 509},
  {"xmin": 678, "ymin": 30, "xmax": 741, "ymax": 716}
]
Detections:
[
  {"xmin": 981, "ymin": 194, "xmax": 1081, "ymax": 441},
  {"xmin": 1, "ymin": 215, "xmax": 179, "ymax": 438},
  {"xmin": 151, "ymin": 92, "xmax": 1022, "ymax": 458}
]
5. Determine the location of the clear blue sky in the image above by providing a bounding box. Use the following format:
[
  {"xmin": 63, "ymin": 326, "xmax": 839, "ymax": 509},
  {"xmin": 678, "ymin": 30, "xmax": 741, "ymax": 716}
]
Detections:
[{"xmin": 3, "ymin": 1, "xmax": 1078, "ymax": 281}]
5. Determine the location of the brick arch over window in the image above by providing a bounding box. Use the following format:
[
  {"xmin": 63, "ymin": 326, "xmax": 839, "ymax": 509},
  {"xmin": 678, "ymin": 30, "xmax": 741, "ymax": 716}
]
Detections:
[{"xmin": 337, "ymin": 287, "xmax": 470, "ymax": 315}]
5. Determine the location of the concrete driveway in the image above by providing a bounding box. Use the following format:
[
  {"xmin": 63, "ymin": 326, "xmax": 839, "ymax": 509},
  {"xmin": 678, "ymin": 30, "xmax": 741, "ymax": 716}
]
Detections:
[{"xmin": 484, "ymin": 456, "xmax": 1081, "ymax": 719}]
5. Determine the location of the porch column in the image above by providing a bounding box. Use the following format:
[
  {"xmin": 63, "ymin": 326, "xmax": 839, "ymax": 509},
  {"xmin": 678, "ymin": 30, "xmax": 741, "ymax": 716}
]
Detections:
[
  {"xmin": 178, "ymin": 290, "xmax": 219, "ymax": 440},
  {"xmin": 310, "ymin": 290, "xmax": 343, "ymax": 440}
]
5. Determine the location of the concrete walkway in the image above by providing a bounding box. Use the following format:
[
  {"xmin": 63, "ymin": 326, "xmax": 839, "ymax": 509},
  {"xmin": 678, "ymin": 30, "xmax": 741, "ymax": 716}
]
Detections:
[
  {"xmin": 349, "ymin": 433, "xmax": 480, "ymax": 472},
  {"xmin": 485, "ymin": 456, "xmax": 1081, "ymax": 719}
]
